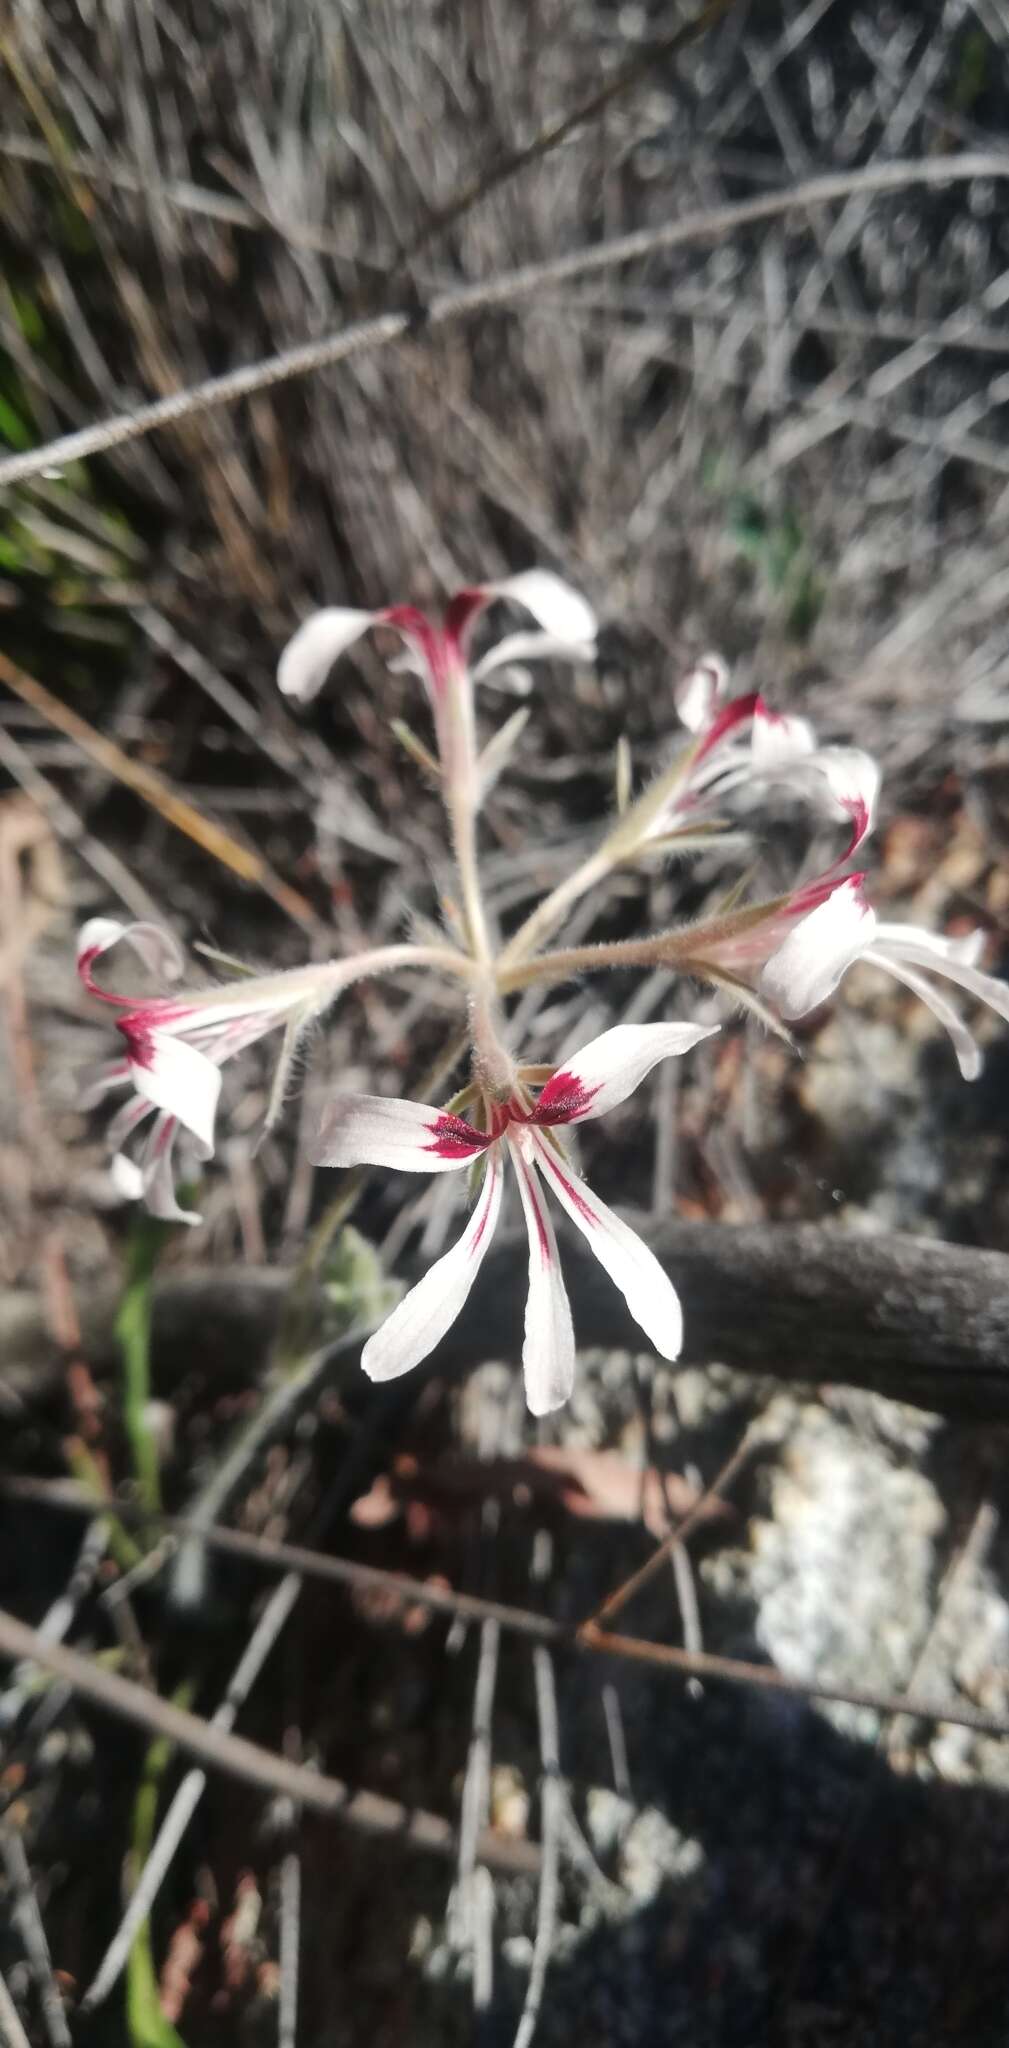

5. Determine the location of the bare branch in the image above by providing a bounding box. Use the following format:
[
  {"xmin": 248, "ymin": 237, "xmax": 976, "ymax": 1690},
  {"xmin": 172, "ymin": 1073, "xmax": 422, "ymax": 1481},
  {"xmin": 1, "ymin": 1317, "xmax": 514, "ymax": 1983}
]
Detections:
[
  {"xmin": 6, "ymin": 1213, "xmax": 1009, "ymax": 1421},
  {"xmin": 0, "ymin": 1606, "xmax": 540, "ymax": 1879},
  {"xmin": 0, "ymin": 155, "xmax": 1007, "ymax": 489},
  {"xmin": 7, "ymin": 1484, "xmax": 1009, "ymax": 1743}
]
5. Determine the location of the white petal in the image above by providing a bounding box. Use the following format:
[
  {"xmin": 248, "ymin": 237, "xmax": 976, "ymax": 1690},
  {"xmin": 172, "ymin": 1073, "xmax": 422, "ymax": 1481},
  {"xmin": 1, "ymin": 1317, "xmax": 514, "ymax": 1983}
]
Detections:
[
  {"xmin": 873, "ymin": 921, "xmax": 987, "ymax": 968},
  {"xmin": 77, "ymin": 917, "xmax": 185, "ymax": 989},
  {"xmin": 868, "ymin": 934, "xmax": 1009, "ymax": 1028},
  {"xmin": 311, "ymin": 1092, "xmax": 489, "ymax": 1173},
  {"xmin": 509, "ymin": 1141, "xmax": 576, "ymax": 1416},
  {"xmin": 387, "ymin": 647, "xmax": 427, "ymax": 680},
  {"xmin": 141, "ymin": 1117, "xmax": 203, "ymax": 1225},
  {"xmin": 126, "ymin": 1029, "xmax": 221, "ymax": 1151},
  {"xmin": 362, "ymin": 1149, "xmax": 504, "ymax": 1383},
  {"xmin": 472, "ymin": 631, "xmax": 596, "ymax": 682},
  {"xmin": 110, "ymin": 1152, "xmax": 146, "ymax": 1201},
  {"xmin": 530, "ymin": 1134, "xmax": 682, "ymax": 1361},
  {"xmin": 277, "ymin": 608, "xmax": 377, "ymax": 703},
  {"xmin": 675, "ymin": 654, "xmax": 728, "ymax": 734},
  {"xmin": 750, "ymin": 703, "xmax": 816, "ymax": 767},
  {"xmin": 760, "ymin": 878, "xmax": 877, "ymax": 1017},
  {"xmin": 78, "ymin": 1056, "xmax": 133, "ymax": 1109},
  {"xmin": 809, "ymin": 746, "xmax": 880, "ymax": 853},
  {"xmin": 533, "ymin": 1021, "xmax": 719, "ymax": 1127},
  {"xmin": 873, "ymin": 957, "xmax": 982, "ymax": 1081},
  {"xmin": 106, "ymin": 1093, "xmax": 156, "ymax": 1152},
  {"xmin": 480, "ymin": 571, "xmax": 596, "ymax": 647}
]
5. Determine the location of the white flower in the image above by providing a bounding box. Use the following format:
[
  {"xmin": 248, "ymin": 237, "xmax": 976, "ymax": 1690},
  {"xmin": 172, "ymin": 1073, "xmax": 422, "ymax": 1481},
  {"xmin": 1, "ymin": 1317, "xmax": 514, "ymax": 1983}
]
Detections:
[
  {"xmin": 277, "ymin": 571, "xmax": 596, "ymax": 710},
  {"xmin": 760, "ymin": 885, "xmax": 1009, "ymax": 1079},
  {"xmin": 77, "ymin": 919, "xmax": 354, "ymax": 1221},
  {"xmin": 310, "ymin": 1021, "xmax": 717, "ymax": 1415},
  {"xmin": 625, "ymin": 656, "xmax": 879, "ymax": 866}
]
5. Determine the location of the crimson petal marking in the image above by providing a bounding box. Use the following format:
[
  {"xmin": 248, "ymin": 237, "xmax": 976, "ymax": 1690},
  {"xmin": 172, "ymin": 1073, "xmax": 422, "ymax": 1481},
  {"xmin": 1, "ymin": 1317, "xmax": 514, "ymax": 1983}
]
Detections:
[
  {"xmin": 532, "ymin": 1021, "xmax": 719, "ymax": 1128},
  {"xmin": 310, "ymin": 1092, "xmax": 490, "ymax": 1173},
  {"xmin": 121, "ymin": 1025, "xmax": 221, "ymax": 1151},
  {"xmin": 808, "ymin": 747, "xmax": 880, "ymax": 862},
  {"xmin": 425, "ymin": 1110, "xmax": 495, "ymax": 1161},
  {"xmin": 693, "ymin": 691, "xmax": 760, "ymax": 764},
  {"xmin": 508, "ymin": 1140, "xmax": 575, "ymax": 1417},
  {"xmin": 443, "ymin": 586, "xmax": 492, "ymax": 655},
  {"xmin": 529, "ymin": 1133, "xmax": 683, "ymax": 1362},
  {"xmin": 77, "ymin": 916, "xmax": 185, "ymax": 1000},
  {"xmin": 362, "ymin": 1148, "xmax": 504, "ymax": 1383}
]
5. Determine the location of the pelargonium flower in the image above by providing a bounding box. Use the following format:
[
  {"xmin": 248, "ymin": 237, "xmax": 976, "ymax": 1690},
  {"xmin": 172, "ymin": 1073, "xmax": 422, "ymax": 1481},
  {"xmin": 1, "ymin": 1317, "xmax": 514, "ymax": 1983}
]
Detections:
[
  {"xmin": 277, "ymin": 569, "xmax": 597, "ymax": 726},
  {"xmin": 682, "ymin": 658, "xmax": 879, "ymax": 853},
  {"xmin": 77, "ymin": 918, "xmax": 414, "ymax": 1222},
  {"xmin": 662, "ymin": 729, "xmax": 881, "ymax": 1002},
  {"xmin": 759, "ymin": 880, "xmax": 1009, "ymax": 1079},
  {"xmin": 619, "ymin": 653, "xmax": 880, "ymax": 866},
  {"xmin": 310, "ymin": 1021, "xmax": 717, "ymax": 1415}
]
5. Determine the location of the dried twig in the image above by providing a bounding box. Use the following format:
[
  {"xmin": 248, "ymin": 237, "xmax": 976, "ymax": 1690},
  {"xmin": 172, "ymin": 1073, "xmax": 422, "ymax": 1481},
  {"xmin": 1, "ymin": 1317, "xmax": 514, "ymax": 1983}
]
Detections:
[
  {"xmin": 1, "ymin": 155, "xmax": 1006, "ymax": 489},
  {"xmin": 0, "ymin": 1831, "xmax": 71, "ymax": 2048},
  {"xmin": 80, "ymin": 1572, "xmax": 304, "ymax": 2012},
  {"xmin": 0, "ymin": 1606, "xmax": 540, "ymax": 1878},
  {"xmin": 0, "ymin": 652, "xmax": 319, "ymax": 932},
  {"xmin": 514, "ymin": 1532, "xmax": 563, "ymax": 2048},
  {"xmin": 513, "ymin": 1641, "xmax": 562, "ymax": 2048},
  {"xmin": 6, "ymin": 1484, "xmax": 1009, "ymax": 1742},
  {"xmin": 0, "ymin": 1965, "xmax": 32, "ymax": 2048}
]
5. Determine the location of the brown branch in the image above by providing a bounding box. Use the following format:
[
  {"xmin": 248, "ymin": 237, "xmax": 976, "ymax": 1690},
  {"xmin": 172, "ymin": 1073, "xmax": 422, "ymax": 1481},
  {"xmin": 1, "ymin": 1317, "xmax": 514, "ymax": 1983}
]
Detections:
[
  {"xmin": 5, "ymin": 1220, "xmax": 1009, "ymax": 1419},
  {"xmin": 0, "ymin": 1605, "xmax": 539, "ymax": 1878},
  {"xmin": 0, "ymin": 652, "xmax": 319, "ymax": 934},
  {"xmin": 6, "ymin": 1480, "xmax": 1009, "ymax": 1742}
]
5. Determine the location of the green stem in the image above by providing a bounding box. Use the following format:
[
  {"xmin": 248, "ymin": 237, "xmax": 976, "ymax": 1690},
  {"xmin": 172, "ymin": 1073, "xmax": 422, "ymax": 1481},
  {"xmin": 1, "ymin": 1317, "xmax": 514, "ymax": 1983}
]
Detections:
[{"xmin": 116, "ymin": 1220, "xmax": 165, "ymax": 1514}]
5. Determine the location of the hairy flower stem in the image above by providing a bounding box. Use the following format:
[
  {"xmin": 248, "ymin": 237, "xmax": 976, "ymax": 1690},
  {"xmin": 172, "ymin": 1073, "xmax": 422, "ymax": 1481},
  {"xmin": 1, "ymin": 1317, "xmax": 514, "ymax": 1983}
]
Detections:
[
  {"xmin": 496, "ymin": 932, "xmax": 686, "ymax": 996},
  {"xmin": 316, "ymin": 941, "xmax": 477, "ymax": 1005},
  {"xmin": 468, "ymin": 976, "xmax": 517, "ymax": 1102},
  {"xmin": 495, "ymin": 891, "xmax": 806, "ymax": 996},
  {"xmin": 497, "ymin": 846, "xmax": 614, "ymax": 973},
  {"xmin": 452, "ymin": 797, "xmax": 494, "ymax": 968}
]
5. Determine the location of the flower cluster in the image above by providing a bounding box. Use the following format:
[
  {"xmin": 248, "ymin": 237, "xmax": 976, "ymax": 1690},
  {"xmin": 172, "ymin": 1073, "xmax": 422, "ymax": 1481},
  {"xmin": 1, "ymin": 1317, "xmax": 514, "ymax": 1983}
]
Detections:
[{"xmin": 76, "ymin": 570, "xmax": 1009, "ymax": 1409}]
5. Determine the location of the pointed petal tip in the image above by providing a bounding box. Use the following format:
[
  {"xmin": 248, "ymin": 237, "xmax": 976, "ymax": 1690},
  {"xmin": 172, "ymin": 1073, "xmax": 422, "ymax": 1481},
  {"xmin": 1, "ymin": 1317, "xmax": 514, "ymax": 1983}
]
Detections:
[
  {"xmin": 277, "ymin": 607, "xmax": 376, "ymax": 702},
  {"xmin": 361, "ymin": 1151, "xmax": 504, "ymax": 1382},
  {"xmin": 532, "ymin": 1135, "xmax": 684, "ymax": 1364},
  {"xmin": 484, "ymin": 570, "xmax": 597, "ymax": 647},
  {"xmin": 534, "ymin": 1019, "xmax": 719, "ymax": 1127},
  {"xmin": 77, "ymin": 917, "xmax": 185, "ymax": 989},
  {"xmin": 676, "ymin": 653, "xmax": 729, "ymax": 733}
]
